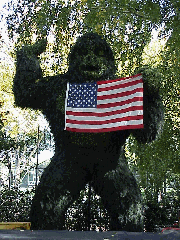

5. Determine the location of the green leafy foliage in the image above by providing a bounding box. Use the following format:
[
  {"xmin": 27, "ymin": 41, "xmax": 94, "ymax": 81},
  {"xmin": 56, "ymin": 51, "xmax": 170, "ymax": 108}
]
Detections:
[
  {"xmin": 65, "ymin": 184, "xmax": 110, "ymax": 231},
  {"xmin": 0, "ymin": 186, "xmax": 34, "ymax": 222},
  {"xmin": 144, "ymin": 175, "xmax": 180, "ymax": 232},
  {"xmin": 3, "ymin": 0, "xmax": 160, "ymax": 75}
]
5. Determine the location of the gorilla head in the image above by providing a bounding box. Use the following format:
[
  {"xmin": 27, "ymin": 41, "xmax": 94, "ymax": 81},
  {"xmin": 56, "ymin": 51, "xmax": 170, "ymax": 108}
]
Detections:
[{"xmin": 68, "ymin": 33, "xmax": 117, "ymax": 82}]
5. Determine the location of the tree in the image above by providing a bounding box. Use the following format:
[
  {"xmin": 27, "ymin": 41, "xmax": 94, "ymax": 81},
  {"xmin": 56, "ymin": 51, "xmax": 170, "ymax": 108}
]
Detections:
[
  {"xmin": 0, "ymin": 185, "xmax": 34, "ymax": 222},
  {"xmin": 3, "ymin": 0, "xmax": 161, "ymax": 73}
]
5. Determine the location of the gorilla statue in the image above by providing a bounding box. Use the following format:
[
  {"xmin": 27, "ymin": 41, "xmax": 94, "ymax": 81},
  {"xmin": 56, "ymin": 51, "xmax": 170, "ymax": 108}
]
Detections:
[{"xmin": 13, "ymin": 33, "xmax": 163, "ymax": 231}]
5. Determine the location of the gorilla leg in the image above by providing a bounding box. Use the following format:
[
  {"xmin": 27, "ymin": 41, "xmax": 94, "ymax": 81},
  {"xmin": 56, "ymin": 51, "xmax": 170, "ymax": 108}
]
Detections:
[
  {"xmin": 92, "ymin": 154, "xmax": 143, "ymax": 231},
  {"xmin": 30, "ymin": 152, "xmax": 90, "ymax": 230}
]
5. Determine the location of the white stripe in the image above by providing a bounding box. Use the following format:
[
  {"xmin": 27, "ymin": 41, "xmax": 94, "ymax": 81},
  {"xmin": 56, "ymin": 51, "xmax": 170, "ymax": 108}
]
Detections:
[
  {"xmin": 98, "ymin": 83, "xmax": 143, "ymax": 96},
  {"xmin": 64, "ymin": 82, "xmax": 70, "ymax": 130},
  {"xmin": 66, "ymin": 101, "xmax": 143, "ymax": 113},
  {"xmin": 66, "ymin": 119, "xmax": 143, "ymax": 129},
  {"xmin": 67, "ymin": 110, "xmax": 143, "ymax": 121},
  {"xmin": 97, "ymin": 92, "xmax": 143, "ymax": 105},
  {"xmin": 98, "ymin": 75, "xmax": 142, "ymax": 89}
]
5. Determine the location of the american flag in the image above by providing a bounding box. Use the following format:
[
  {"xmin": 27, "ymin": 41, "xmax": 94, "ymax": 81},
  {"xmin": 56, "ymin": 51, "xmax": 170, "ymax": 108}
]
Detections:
[{"xmin": 65, "ymin": 73, "xmax": 144, "ymax": 133}]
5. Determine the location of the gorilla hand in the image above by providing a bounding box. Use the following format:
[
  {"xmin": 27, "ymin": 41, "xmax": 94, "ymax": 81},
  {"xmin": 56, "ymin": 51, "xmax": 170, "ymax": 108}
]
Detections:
[
  {"xmin": 131, "ymin": 67, "xmax": 164, "ymax": 143},
  {"xmin": 15, "ymin": 38, "xmax": 47, "ymax": 82},
  {"xmin": 17, "ymin": 38, "xmax": 47, "ymax": 57},
  {"xmin": 30, "ymin": 38, "xmax": 47, "ymax": 56}
]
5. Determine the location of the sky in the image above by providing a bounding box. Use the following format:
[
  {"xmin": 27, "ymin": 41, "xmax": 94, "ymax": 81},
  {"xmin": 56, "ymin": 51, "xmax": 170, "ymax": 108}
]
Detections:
[
  {"xmin": 0, "ymin": 0, "xmax": 9, "ymax": 42},
  {"xmin": 0, "ymin": 0, "xmax": 7, "ymax": 9},
  {"xmin": 31, "ymin": 149, "xmax": 54, "ymax": 164}
]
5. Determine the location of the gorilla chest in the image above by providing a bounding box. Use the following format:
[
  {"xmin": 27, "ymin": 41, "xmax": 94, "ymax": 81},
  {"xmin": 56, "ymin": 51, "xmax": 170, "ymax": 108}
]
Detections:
[{"xmin": 64, "ymin": 131, "xmax": 118, "ymax": 149}]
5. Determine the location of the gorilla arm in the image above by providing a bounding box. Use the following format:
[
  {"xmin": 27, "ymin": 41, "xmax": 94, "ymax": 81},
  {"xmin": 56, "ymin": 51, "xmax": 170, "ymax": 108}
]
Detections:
[
  {"xmin": 130, "ymin": 67, "xmax": 164, "ymax": 143},
  {"xmin": 13, "ymin": 39, "xmax": 49, "ymax": 110}
]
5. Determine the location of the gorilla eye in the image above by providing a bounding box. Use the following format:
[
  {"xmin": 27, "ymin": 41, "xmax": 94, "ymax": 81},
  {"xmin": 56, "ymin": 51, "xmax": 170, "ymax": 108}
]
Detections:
[
  {"xmin": 98, "ymin": 50, "xmax": 105, "ymax": 56},
  {"xmin": 81, "ymin": 48, "xmax": 88, "ymax": 56},
  {"xmin": 95, "ymin": 48, "xmax": 105, "ymax": 57}
]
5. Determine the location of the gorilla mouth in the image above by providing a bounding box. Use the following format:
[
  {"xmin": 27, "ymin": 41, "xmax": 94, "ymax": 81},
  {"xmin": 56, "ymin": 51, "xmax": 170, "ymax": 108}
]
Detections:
[{"xmin": 82, "ymin": 65, "xmax": 100, "ymax": 72}]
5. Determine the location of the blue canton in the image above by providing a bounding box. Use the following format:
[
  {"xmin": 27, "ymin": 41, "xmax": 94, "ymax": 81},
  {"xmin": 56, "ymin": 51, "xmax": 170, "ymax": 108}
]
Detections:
[{"xmin": 67, "ymin": 83, "xmax": 98, "ymax": 108}]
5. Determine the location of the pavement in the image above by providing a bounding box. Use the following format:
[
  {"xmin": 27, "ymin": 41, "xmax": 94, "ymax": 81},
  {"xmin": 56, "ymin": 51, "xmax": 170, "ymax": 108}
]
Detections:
[{"xmin": 0, "ymin": 230, "xmax": 180, "ymax": 240}]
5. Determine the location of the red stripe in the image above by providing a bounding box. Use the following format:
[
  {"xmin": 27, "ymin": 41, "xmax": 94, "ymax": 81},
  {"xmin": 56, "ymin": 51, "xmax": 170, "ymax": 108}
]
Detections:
[
  {"xmin": 66, "ymin": 115, "xmax": 143, "ymax": 125},
  {"xmin": 97, "ymin": 88, "xmax": 143, "ymax": 100},
  {"xmin": 96, "ymin": 73, "xmax": 142, "ymax": 85},
  {"xmin": 66, "ymin": 124, "xmax": 144, "ymax": 133},
  {"xmin": 98, "ymin": 79, "xmax": 143, "ymax": 92},
  {"xmin": 66, "ymin": 105, "xmax": 143, "ymax": 117},
  {"xmin": 97, "ymin": 97, "xmax": 143, "ymax": 108}
]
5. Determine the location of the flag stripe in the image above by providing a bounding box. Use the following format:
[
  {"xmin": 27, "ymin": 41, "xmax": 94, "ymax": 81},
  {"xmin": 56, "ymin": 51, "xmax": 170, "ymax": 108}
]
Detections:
[
  {"xmin": 97, "ymin": 97, "xmax": 143, "ymax": 108},
  {"xmin": 97, "ymin": 73, "xmax": 142, "ymax": 86},
  {"xmin": 67, "ymin": 110, "xmax": 143, "ymax": 121},
  {"xmin": 66, "ymin": 119, "xmax": 143, "ymax": 129},
  {"xmin": 67, "ymin": 111, "xmax": 143, "ymax": 124},
  {"xmin": 97, "ymin": 92, "xmax": 143, "ymax": 105},
  {"xmin": 66, "ymin": 105, "xmax": 143, "ymax": 117},
  {"xmin": 66, "ymin": 124, "xmax": 144, "ymax": 133},
  {"xmin": 97, "ymin": 87, "xmax": 143, "ymax": 100},
  {"xmin": 66, "ymin": 115, "xmax": 143, "ymax": 125},
  {"xmin": 66, "ymin": 102, "xmax": 143, "ymax": 114},
  {"xmin": 97, "ymin": 79, "xmax": 143, "ymax": 92},
  {"xmin": 66, "ymin": 119, "xmax": 143, "ymax": 131}
]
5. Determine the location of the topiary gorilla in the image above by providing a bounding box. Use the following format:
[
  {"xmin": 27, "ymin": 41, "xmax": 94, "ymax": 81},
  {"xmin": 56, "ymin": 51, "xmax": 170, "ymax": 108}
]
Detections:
[{"xmin": 13, "ymin": 33, "xmax": 164, "ymax": 231}]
